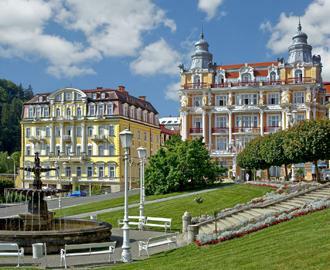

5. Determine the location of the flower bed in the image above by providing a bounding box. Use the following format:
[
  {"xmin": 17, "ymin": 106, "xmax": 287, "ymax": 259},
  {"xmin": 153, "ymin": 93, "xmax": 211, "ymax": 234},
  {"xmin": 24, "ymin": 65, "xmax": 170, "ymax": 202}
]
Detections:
[{"xmin": 195, "ymin": 198, "xmax": 330, "ymax": 246}]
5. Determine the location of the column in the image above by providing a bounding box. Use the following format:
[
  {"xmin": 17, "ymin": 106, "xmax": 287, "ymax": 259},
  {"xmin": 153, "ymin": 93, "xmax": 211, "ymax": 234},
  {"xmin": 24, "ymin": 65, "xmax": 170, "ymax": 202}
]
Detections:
[
  {"xmin": 81, "ymin": 122, "xmax": 86, "ymax": 154},
  {"xmin": 228, "ymin": 112, "xmax": 232, "ymax": 143},
  {"xmin": 60, "ymin": 123, "xmax": 64, "ymax": 154},
  {"xmin": 281, "ymin": 111, "xmax": 286, "ymax": 130},
  {"xmin": 71, "ymin": 124, "xmax": 76, "ymax": 155},
  {"xmin": 208, "ymin": 112, "xmax": 212, "ymax": 150},
  {"xmin": 180, "ymin": 111, "xmax": 188, "ymax": 141},
  {"xmin": 306, "ymin": 109, "xmax": 311, "ymax": 120},
  {"xmin": 202, "ymin": 111, "xmax": 207, "ymax": 143},
  {"xmin": 260, "ymin": 111, "xmax": 264, "ymax": 136},
  {"xmin": 50, "ymin": 123, "xmax": 55, "ymax": 154}
]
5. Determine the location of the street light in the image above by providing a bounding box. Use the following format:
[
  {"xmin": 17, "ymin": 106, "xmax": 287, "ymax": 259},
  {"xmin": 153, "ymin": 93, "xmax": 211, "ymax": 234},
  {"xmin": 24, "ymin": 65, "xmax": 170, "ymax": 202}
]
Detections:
[
  {"xmin": 137, "ymin": 146, "xmax": 147, "ymax": 227},
  {"xmin": 119, "ymin": 129, "xmax": 133, "ymax": 263},
  {"xmin": 7, "ymin": 156, "xmax": 16, "ymax": 184}
]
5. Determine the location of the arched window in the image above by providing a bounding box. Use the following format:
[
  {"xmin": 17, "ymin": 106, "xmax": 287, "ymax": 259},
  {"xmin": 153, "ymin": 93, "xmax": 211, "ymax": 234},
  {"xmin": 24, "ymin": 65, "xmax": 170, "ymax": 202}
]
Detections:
[
  {"xmin": 295, "ymin": 69, "xmax": 303, "ymax": 83},
  {"xmin": 241, "ymin": 73, "xmax": 252, "ymax": 82},
  {"xmin": 217, "ymin": 74, "xmax": 224, "ymax": 84},
  {"xmin": 270, "ymin": 71, "xmax": 276, "ymax": 82},
  {"xmin": 66, "ymin": 108, "xmax": 71, "ymax": 117},
  {"xmin": 77, "ymin": 107, "xmax": 82, "ymax": 118},
  {"xmin": 193, "ymin": 75, "xmax": 201, "ymax": 88},
  {"xmin": 56, "ymin": 108, "xmax": 61, "ymax": 117}
]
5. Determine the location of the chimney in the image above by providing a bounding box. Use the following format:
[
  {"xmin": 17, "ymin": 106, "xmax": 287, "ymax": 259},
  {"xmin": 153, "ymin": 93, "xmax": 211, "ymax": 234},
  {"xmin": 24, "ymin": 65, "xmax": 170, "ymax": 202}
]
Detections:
[
  {"xmin": 96, "ymin": 87, "xmax": 103, "ymax": 90},
  {"xmin": 118, "ymin": 85, "xmax": 126, "ymax": 92},
  {"xmin": 139, "ymin": 96, "xmax": 146, "ymax": 101}
]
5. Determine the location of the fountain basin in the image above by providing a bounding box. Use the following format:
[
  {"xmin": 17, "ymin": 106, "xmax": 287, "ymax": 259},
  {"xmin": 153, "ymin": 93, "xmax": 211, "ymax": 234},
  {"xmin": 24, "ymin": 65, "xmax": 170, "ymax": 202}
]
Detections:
[{"xmin": 0, "ymin": 218, "xmax": 112, "ymax": 253}]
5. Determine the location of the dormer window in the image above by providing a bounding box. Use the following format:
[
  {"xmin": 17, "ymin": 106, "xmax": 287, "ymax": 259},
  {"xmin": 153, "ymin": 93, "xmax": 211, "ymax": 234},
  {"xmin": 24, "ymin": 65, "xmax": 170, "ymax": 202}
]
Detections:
[
  {"xmin": 241, "ymin": 73, "xmax": 252, "ymax": 82},
  {"xmin": 38, "ymin": 96, "xmax": 43, "ymax": 102},
  {"xmin": 295, "ymin": 69, "xmax": 303, "ymax": 82},
  {"xmin": 65, "ymin": 92, "xmax": 72, "ymax": 101},
  {"xmin": 270, "ymin": 71, "xmax": 277, "ymax": 82},
  {"xmin": 88, "ymin": 104, "xmax": 95, "ymax": 116},
  {"xmin": 92, "ymin": 93, "xmax": 97, "ymax": 99},
  {"xmin": 55, "ymin": 94, "xmax": 61, "ymax": 102},
  {"xmin": 98, "ymin": 104, "xmax": 104, "ymax": 116},
  {"xmin": 107, "ymin": 103, "xmax": 113, "ymax": 115},
  {"xmin": 101, "ymin": 93, "xmax": 105, "ymax": 99},
  {"xmin": 28, "ymin": 107, "xmax": 34, "ymax": 118}
]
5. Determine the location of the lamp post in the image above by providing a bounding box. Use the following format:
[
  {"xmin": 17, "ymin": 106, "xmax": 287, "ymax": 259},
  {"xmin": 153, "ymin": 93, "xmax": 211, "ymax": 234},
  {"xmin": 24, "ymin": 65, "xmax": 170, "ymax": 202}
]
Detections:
[
  {"xmin": 119, "ymin": 129, "xmax": 133, "ymax": 263},
  {"xmin": 7, "ymin": 156, "xmax": 16, "ymax": 184},
  {"xmin": 137, "ymin": 146, "xmax": 147, "ymax": 226}
]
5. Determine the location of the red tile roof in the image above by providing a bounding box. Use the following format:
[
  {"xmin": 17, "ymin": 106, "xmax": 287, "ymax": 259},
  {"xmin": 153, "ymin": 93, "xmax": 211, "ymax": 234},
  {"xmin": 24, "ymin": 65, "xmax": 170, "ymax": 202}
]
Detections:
[{"xmin": 216, "ymin": 61, "xmax": 278, "ymax": 70}]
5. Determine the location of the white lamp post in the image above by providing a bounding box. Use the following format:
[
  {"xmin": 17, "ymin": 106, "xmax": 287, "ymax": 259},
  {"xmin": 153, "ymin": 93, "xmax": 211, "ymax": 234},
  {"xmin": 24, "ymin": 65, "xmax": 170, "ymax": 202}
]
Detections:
[
  {"xmin": 119, "ymin": 129, "xmax": 133, "ymax": 263},
  {"xmin": 7, "ymin": 156, "xmax": 16, "ymax": 183},
  {"xmin": 137, "ymin": 146, "xmax": 147, "ymax": 226}
]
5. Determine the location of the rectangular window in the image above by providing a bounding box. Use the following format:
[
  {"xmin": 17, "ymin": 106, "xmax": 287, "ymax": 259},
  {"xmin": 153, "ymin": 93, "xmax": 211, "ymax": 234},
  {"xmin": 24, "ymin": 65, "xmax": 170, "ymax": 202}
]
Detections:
[
  {"xmin": 144, "ymin": 132, "xmax": 147, "ymax": 141},
  {"xmin": 36, "ymin": 127, "xmax": 41, "ymax": 136},
  {"xmin": 237, "ymin": 94, "xmax": 258, "ymax": 105},
  {"xmin": 192, "ymin": 96, "xmax": 202, "ymax": 107},
  {"xmin": 296, "ymin": 114, "xmax": 305, "ymax": 122},
  {"xmin": 108, "ymin": 125, "xmax": 115, "ymax": 136},
  {"xmin": 216, "ymin": 137, "xmax": 228, "ymax": 151},
  {"xmin": 109, "ymin": 165, "xmax": 115, "ymax": 178},
  {"xmin": 65, "ymin": 92, "xmax": 72, "ymax": 101},
  {"xmin": 28, "ymin": 107, "xmax": 34, "ymax": 118},
  {"xmin": 88, "ymin": 145, "xmax": 92, "ymax": 156},
  {"xmin": 65, "ymin": 167, "xmax": 71, "ymax": 177},
  {"xmin": 45, "ymin": 145, "xmax": 50, "ymax": 155},
  {"xmin": 55, "ymin": 127, "xmax": 60, "ymax": 137},
  {"xmin": 88, "ymin": 127, "xmax": 93, "ymax": 137},
  {"xmin": 98, "ymin": 166, "xmax": 104, "ymax": 178},
  {"xmin": 26, "ymin": 146, "xmax": 31, "ymax": 156},
  {"xmin": 76, "ymin": 167, "xmax": 81, "ymax": 177},
  {"xmin": 193, "ymin": 117, "xmax": 202, "ymax": 128},
  {"xmin": 293, "ymin": 92, "xmax": 304, "ymax": 104},
  {"xmin": 26, "ymin": 128, "xmax": 31, "ymax": 138},
  {"xmin": 76, "ymin": 145, "xmax": 81, "ymax": 155},
  {"xmin": 215, "ymin": 95, "xmax": 227, "ymax": 106},
  {"xmin": 45, "ymin": 127, "xmax": 50, "ymax": 137},
  {"xmin": 89, "ymin": 105, "xmax": 95, "ymax": 116},
  {"xmin": 98, "ymin": 104, "xmax": 104, "ymax": 116},
  {"xmin": 87, "ymin": 166, "xmax": 93, "ymax": 177},
  {"xmin": 76, "ymin": 126, "xmax": 82, "ymax": 137},
  {"xmin": 98, "ymin": 145, "xmax": 105, "ymax": 156},
  {"xmin": 215, "ymin": 115, "xmax": 227, "ymax": 128},
  {"xmin": 65, "ymin": 145, "xmax": 70, "ymax": 155},
  {"xmin": 99, "ymin": 126, "xmax": 104, "ymax": 136},
  {"xmin": 56, "ymin": 146, "xmax": 60, "ymax": 156},
  {"xmin": 44, "ymin": 107, "xmax": 49, "ymax": 117},
  {"xmin": 268, "ymin": 115, "xmax": 280, "ymax": 127},
  {"xmin": 107, "ymin": 103, "xmax": 113, "ymax": 115},
  {"xmin": 109, "ymin": 144, "xmax": 115, "ymax": 156},
  {"xmin": 268, "ymin": 93, "xmax": 280, "ymax": 105}
]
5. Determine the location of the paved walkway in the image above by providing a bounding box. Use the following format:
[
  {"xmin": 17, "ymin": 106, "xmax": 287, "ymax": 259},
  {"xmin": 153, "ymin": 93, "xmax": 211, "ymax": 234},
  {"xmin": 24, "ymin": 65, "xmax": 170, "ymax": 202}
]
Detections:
[
  {"xmin": 69, "ymin": 184, "xmax": 233, "ymax": 219},
  {"xmin": 0, "ymin": 228, "xmax": 184, "ymax": 269},
  {"xmin": 0, "ymin": 189, "xmax": 140, "ymax": 218}
]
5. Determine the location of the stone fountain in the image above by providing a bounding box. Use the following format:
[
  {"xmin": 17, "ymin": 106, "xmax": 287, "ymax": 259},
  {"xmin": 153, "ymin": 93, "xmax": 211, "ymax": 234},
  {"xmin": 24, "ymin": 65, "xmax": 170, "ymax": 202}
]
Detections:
[{"xmin": 0, "ymin": 153, "xmax": 112, "ymax": 253}]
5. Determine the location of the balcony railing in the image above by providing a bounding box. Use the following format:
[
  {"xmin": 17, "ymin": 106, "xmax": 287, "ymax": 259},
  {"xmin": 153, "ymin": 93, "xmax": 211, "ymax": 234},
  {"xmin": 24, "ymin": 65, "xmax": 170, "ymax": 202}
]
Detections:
[
  {"xmin": 49, "ymin": 154, "xmax": 88, "ymax": 162},
  {"xmin": 63, "ymin": 135, "xmax": 72, "ymax": 143},
  {"xmin": 190, "ymin": 128, "xmax": 203, "ymax": 134},
  {"xmin": 232, "ymin": 127, "xmax": 260, "ymax": 133},
  {"xmin": 182, "ymin": 77, "xmax": 317, "ymax": 90},
  {"xmin": 264, "ymin": 126, "xmax": 282, "ymax": 133},
  {"xmin": 92, "ymin": 134, "xmax": 108, "ymax": 143},
  {"xmin": 211, "ymin": 127, "xmax": 229, "ymax": 134}
]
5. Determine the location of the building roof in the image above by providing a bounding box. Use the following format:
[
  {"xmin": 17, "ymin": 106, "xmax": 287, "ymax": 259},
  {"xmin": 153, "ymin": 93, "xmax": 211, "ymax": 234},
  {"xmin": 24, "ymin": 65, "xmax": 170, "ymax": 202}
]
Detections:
[
  {"xmin": 160, "ymin": 124, "xmax": 180, "ymax": 135},
  {"xmin": 323, "ymin": 82, "xmax": 330, "ymax": 96},
  {"xmin": 216, "ymin": 61, "xmax": 278, "ymax": 70},
  {"xmin": 159, "ymin": 116, "xmax": 180, "ymax": 125},
  {"xmin": 25, "ymin": 86, "xmax": 158, "ymax": 114}
]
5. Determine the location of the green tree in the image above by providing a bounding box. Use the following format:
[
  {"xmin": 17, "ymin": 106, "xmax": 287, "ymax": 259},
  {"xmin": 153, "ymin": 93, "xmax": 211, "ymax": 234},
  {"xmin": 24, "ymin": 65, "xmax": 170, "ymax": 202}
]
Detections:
[{"xmin": 144, "ymin": 136, "xmax": 225, "ymax": 195}]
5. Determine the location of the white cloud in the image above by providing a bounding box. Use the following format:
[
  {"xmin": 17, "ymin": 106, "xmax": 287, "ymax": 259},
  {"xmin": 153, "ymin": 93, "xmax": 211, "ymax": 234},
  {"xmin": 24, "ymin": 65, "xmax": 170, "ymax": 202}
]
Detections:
[
  {"xmin": 261, "ymin": 0, "xmax": 330, "ymax": 79},
  {"xmin": 130, "ymin": 39, "xmax": 181, "ymax": 76},
  {"xmin": 198, "ymin": 0, "xmax": 225, "ymax": 20},
  {"xmin": 165, "ymin": 81, "xmax": 181, "ymax": 102},
  {"xmin": 0, "ymin": 0, "xmax": 176, "ymax": 78}
]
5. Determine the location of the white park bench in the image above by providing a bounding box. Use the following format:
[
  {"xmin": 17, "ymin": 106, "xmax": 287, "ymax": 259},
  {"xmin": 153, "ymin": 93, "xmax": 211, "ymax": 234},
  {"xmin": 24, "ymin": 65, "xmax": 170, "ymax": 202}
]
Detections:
[
  {"xmin": 117, "ymin": 216, "xmax": 146, "ymax": 229},
  {"xmin": 0, "ymin": 243, "xmax": 24, "ymax": 267},
  {"xmin": 144, "ymin": 217, "xmax": 172, "ymax": 232},
  {"xmin": 60, "ymin": 241, "xmax": 116, "ymax": 269},
  {"xmin": 138, "ymin": 233, "xmax": 178, "ymax": 257}
]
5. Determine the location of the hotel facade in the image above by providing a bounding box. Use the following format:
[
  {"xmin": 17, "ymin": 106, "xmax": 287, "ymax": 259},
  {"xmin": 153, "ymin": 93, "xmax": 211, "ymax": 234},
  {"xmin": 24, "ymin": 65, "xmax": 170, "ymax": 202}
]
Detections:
[
  {"xmin": 179, "ymin": 23, "xmax": 327, "ymax": 179},
  {"xmin": 20, "ymin": 86, "xmax": 160, "ymax": 192}
]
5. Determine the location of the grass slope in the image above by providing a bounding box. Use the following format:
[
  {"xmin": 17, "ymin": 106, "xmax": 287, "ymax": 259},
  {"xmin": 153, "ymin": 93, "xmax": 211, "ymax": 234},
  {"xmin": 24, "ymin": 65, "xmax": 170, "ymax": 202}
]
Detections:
[
  {"xmin": 99, "ymin": 184, "xmax": 271, "ymax": 231},
  {"xmin": 103, "ymin": 206, "xmax": 330, "ymax": 270}
]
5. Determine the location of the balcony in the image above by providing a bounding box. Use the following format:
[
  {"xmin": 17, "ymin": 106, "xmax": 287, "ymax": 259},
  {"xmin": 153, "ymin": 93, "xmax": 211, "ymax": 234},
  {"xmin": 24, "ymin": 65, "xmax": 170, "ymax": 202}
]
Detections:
[
  {"xmin": 49, "ymin": 154, "xmax": 88, "ymax": 162},
  {"xmin": 190, "ymin": 128, "xmax": 203, "ymax": 134},
  {"xmin": 232, "ymin": 127, "xmax": 260, "ymax": 134},
  {"xmin": 212, "ymin": 127, "xmax": 229, "ymax": 134},
  {"xmin": 182, "ymin": 77, "xmax": 317, "ymax": 90},
  {"xmin": 264, "ymin": 126, "xmax": 282, "ymax": 133},
  {"xmin": 91, "ymin": 134, "xmax": 108, "ymax": 143},
  {"xmin": 63, "ymin": 135, "xmax": 72, "ymax": 143},
  {"xmin": 28, "ymin": 135, "xmax": 46, "ymax": 143}
]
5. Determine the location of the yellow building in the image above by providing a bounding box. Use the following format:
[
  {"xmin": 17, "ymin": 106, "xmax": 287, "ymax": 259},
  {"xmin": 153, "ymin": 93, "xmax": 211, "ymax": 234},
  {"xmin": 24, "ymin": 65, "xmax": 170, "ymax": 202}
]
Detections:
[
  {"xmin": 20, "ymin": 85, "xmax": 160, "ymax": 192},
  {"xmin": 179, "ymin": 24, "xmax": 327, "ymax": 180}
]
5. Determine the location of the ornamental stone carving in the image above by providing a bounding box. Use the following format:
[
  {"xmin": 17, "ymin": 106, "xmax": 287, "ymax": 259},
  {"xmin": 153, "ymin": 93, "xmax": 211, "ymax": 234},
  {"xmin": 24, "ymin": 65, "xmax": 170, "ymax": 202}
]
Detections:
[
  {"xmin": 306, "ymin": 90, "xmax": 312, "ymax": 103},
  {"xmin": 181, "ymin": 95, "xmax": 188, "ymax": 107},
  {"xmin": 281, "ymin": 90, "xmax": 289, "ymax": 104},
  {"xmin": 202, "ymin": 95, "xmax": 208, "ymax": 106},
  {"xmin": 228, "ymin": 93, "xmax": 233, "ymax": 106}
]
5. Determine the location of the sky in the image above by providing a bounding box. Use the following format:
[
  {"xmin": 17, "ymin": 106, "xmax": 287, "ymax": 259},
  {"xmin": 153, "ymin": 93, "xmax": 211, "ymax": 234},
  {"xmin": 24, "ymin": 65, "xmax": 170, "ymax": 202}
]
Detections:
[{"xmin": 0, "ymin": 0, "xmax": 329, "ymax": 117}]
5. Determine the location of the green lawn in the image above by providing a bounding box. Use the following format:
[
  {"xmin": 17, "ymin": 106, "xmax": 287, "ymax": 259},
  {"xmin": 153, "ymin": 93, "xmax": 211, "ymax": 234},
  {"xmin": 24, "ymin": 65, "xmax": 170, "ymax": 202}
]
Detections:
[
  {"xmin": 98, "ymin": 184, "xmax": 271, "ymax": 231},
  {"xmin": 55, "ymin": 184, "xmax": 230, "ymax": 218},
  {"xmin": 100, "ymin": 206, "xmax": 330, "ymax": 270}
]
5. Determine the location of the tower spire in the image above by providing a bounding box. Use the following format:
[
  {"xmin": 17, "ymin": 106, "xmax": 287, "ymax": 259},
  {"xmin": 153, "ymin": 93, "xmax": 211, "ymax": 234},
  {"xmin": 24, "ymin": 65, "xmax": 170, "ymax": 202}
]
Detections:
[
  {"xmin": 200, "ymin": 24, "xmax": 204, "ymax": 39},
  {"xmin": 298, "ymin": 17, "xmax": 302, "ymax": 32}
]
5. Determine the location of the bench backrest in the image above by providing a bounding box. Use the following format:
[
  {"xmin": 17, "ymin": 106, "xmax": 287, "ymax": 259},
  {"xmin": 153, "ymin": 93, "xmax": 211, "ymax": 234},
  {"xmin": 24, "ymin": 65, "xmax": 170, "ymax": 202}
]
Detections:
[
  {"xmin": 0, "ymin": 243, "xmax": 19, "ymax": 251},
  {"xmin": 146, "ymin": 217, "xmax": 172, "ymax": 223},
  {"xmin": 65, "ymin": 242, "xmax": 116, "ymax": 252},
  {"xmin": 147, "ymin": 233, "xmax": 177, "ymax": 245}
]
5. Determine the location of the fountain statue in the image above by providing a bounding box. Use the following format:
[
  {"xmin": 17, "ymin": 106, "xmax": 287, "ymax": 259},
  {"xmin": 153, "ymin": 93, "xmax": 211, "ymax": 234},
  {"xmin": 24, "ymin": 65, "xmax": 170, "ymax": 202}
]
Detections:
[{"xmin": 0, "ymin": 152, "xmax": 112, "ymax": 253}]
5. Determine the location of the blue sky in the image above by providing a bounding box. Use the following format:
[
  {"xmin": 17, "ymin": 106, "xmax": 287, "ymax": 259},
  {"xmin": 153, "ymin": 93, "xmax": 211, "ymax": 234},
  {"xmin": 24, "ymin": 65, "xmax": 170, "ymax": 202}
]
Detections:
[{"xmin": 1, "ymin": 0, "xmax": 328, "ymax": 117}]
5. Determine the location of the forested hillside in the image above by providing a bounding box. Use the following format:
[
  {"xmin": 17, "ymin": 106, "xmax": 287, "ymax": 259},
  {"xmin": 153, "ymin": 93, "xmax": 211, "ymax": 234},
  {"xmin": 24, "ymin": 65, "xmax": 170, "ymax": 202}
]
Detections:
[{"xmin": 0, "ymin": 79, "xmax": 33, "ymax": 153}]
